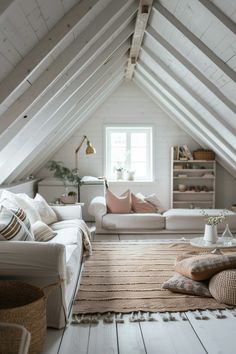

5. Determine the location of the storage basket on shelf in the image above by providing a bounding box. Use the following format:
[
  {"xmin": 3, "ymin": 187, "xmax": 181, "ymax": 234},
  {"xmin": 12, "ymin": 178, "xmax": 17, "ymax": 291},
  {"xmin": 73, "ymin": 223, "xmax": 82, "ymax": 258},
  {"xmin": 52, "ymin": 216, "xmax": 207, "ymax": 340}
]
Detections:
[
  {"xmin": 193, "ymin": 150, "xmax": 215, "ymax": 160},
  {"xmin": 0, "ymin": 280, "xmax": 47, "ymax": 354}
]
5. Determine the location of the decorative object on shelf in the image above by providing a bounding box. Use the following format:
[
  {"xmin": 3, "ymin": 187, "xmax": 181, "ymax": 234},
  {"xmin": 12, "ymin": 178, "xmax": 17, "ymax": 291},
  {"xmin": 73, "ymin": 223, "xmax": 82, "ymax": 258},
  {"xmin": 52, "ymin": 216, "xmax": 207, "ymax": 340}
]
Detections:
[
  {"xmin": 221, "ymin": 224, "xmax": 234, "ymax": 246},
  {"xmin": 193, "ymin": 149, "xmax": 215, "ymax": 160},
  {"xmin": 60, "ymin": 191, "xmax": 77, "ymax": 204},
  {"xmin": 127, "ymin": 170, "xmax": 135, "ymax": 181},
  {"xmin": 178, "ymin": 184, "xmax": 186, "ymax": 192},
  {"xmin": 232, "ymin": 204, "xmax": 236, "ymax": 212},
  {"xmin": 201, "ymin": 209, "xmax": 229, "ymax": 244},
  {"xmin": 115, "ymin": 168, "xmax": 124, "ymax": 180}
]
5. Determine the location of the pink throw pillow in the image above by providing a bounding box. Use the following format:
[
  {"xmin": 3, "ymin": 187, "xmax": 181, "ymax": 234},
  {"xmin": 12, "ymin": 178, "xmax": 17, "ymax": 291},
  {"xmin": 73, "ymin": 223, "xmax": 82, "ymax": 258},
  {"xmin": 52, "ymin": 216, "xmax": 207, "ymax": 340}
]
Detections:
[
  {"xmin": 106, "ymin": 189, "xmax": 131, "ymax": 214},
  {"xmin": 131, "ymin": 193, "xmax": 157, "ymax": 213}
]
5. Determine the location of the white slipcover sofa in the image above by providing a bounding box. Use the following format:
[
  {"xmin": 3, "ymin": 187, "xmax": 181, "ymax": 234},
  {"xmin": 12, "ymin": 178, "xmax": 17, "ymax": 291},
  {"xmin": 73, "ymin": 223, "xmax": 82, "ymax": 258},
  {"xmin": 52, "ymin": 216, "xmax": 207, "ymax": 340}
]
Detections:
[
  {"xmin": 89, "ymin": 196, "xmax": 236, "ymax": 234},
  {"xmin": 0, "ymin": 200, "xmax": 90, "ymax": 329}
]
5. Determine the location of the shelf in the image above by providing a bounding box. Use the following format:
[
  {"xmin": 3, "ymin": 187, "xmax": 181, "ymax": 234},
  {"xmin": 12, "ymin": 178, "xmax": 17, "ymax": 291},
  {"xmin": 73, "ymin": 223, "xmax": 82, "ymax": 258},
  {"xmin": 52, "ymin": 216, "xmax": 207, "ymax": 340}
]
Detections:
[
  {"xmin": 173, "ymin": 201, "xmax": 213, "ymax": 204},
  {"xmin": 174, "ymin": 160, "xmax": 215, "ymax": 163},
  {"xmin": 173, "ymin": 169, "xmax": 214, "ymax": 172},
  {"xmin": 173, "ymin": 177, "xmax": 214, "ymax": 179},
  {"xmin": 173, "ymin": 191, "xmax": 214, "ymax": 194}
]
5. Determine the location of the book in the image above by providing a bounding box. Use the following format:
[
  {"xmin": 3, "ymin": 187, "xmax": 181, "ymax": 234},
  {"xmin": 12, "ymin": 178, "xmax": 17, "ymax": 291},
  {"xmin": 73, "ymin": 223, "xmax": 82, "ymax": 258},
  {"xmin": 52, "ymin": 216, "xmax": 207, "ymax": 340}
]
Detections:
[{"xmin": 182, "ymin": 144, "xmax": 194, "ymax": 160}]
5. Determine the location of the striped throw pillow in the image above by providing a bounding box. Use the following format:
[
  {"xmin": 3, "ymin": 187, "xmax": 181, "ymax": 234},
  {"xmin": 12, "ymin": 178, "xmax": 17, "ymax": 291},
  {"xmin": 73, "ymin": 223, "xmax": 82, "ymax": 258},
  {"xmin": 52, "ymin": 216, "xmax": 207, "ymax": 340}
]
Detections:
[
  {"xmin": 32, "ymin": 221, "xmax": 56, "ymax": 242},
  {"xmin": 0, "ymin": 206, "xmax": 34, "ymax": 241}
]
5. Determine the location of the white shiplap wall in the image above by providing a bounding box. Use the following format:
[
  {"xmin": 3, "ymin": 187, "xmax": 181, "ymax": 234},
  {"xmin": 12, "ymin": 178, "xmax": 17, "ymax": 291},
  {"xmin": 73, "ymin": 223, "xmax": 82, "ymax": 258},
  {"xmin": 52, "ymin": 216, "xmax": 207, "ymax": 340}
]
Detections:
[{"xmin": 36, "ymin": 81, "xmax": 236, "ymax": 209}]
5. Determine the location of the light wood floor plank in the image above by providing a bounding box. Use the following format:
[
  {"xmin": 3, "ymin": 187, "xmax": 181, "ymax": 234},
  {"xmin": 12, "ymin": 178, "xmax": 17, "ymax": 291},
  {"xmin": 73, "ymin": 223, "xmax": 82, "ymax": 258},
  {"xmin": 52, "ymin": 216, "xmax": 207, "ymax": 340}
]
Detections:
[
  {"xmin": 186, "ymin": 310, "xmax": 236, "ymax": 354},
  {"xmin": 117, "ymin": 314, "xmax": 146, "ymax": 354},
  {"xmin": 87, "ymin": 317, "xmax": 118, "ymax": 354},
  {"xmin": 58, "ymin": 322, "xmax": 90, "ymax": 354},
  {"xmin": 94, "ymin": 234, "xmax": 119, "ymax": 241},
  {"xmin": 140, "ymin": 313, "xmax": 206, "ymax": 354},
  {"xmin": 41, "ymin": 328, "xmax": 63, "ymax": 354}
]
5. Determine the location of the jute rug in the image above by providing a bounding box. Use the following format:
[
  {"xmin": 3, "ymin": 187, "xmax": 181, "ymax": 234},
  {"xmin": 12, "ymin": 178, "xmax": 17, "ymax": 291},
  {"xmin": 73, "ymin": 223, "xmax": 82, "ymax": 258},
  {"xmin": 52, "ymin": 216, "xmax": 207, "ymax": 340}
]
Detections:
[{"xmin": 73, "ymin": 241, "xmax": 232, "ymax": 315}]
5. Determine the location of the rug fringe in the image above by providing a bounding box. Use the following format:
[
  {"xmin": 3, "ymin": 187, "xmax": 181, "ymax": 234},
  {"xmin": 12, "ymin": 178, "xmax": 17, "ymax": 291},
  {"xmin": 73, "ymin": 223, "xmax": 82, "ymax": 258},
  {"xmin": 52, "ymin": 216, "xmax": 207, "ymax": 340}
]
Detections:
[{"xmin": 72, "ymin": 309, "xmax": 233, "ymax": 325}]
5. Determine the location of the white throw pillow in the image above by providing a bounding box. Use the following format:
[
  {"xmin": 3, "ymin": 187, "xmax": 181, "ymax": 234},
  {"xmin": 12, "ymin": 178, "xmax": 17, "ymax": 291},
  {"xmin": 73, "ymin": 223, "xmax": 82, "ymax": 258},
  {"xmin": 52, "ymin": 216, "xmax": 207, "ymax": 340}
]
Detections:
[
  {"xmin": 32, "ymin": 221, "xmax": 57, "ymax": 242},
  {"xmin": 0, "ymin": 205, "xmax": 34, "ymax": 241},
  {"xmin": 33, "ymin": 194, "xmax": 57, "ymax": 225},
  {"xmin": 144, "ymin": 194, "xmax": 165, "ymax": 213},
  {"xmin": 0, "ymin": 190, "xmax": 41, "ymax": 224}
]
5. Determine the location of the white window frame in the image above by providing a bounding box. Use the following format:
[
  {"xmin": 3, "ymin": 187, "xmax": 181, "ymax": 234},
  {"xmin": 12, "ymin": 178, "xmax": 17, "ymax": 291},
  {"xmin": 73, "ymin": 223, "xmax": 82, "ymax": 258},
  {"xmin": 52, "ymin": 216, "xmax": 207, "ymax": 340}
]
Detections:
[{"xmin": 105, "ymin": 125, "xmax": 153, "ymax": 181}]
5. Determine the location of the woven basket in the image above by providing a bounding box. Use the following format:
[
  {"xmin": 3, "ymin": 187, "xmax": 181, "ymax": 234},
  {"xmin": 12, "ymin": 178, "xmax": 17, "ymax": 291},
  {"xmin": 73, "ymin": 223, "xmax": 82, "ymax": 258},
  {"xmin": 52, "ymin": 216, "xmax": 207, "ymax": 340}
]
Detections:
[
  {"xmin": 193, "ymin": 150, "xmax": 215, "ymax": 160},
  {"xmin": 0, "ymin": 280, "xmax": 47, "ymax": 354}
]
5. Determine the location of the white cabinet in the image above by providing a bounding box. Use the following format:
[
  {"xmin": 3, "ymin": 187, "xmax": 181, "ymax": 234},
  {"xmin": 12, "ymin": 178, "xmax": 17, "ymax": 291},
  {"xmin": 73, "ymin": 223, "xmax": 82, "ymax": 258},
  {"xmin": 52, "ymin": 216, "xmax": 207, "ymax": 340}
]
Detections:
[{"xmin": 171, "ymin": 147, "xmax": 216, "ymax": 209}]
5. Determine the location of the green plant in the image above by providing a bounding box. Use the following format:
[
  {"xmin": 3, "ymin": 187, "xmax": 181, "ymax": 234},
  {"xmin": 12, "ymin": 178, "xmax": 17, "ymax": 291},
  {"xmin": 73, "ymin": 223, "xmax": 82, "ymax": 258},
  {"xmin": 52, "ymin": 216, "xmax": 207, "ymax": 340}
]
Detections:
[
  {"xmin": 46, "ymin": 160, "xmax": 81, "ymax": 187},
  {"xmin": 201, "ymin": 209, "xmax": 228, "ymax": 226}
]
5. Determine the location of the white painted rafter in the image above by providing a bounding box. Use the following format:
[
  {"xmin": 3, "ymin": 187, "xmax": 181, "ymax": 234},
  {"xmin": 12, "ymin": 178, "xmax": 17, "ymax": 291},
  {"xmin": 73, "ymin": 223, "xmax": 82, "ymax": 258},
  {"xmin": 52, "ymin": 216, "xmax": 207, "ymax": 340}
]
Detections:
[
  {"xmin": 125, "ymin": 0, "xmax": 153, "ymax": 80},
  {"xmin": 153, "ymin": 1, "xmax": 236, "ymax": 83},
  {"xmin": 0, "ymin": 0, "xmax": 137, "ymax": 146},
  {"xmin": 0, "ymin": 0, "xmax": 16, "ymax": 18},
  {"xmin": 137, "ymin": 62, "xmax": 236, "ymax": 160},
  {"xmin": 134, "ymin": 71, "xmax": 236, "ymax": 176},
  {"xmin": 198, "ymin": 0, "xmax": 236, "ymax": 36},
  {"xmin": 145, "ymin": 26, "xmax": 236, "ymax": 114},
  {"xmin": 10, "ymin": 68, "xmax": 124, "ymax": 182},
  {"xmin": 0, "ymin": 39, "xmax": 129, "ymax": 183},
  {"xmin": 0, "ymin": 0, "xmax": 101, "ymax": 106}
]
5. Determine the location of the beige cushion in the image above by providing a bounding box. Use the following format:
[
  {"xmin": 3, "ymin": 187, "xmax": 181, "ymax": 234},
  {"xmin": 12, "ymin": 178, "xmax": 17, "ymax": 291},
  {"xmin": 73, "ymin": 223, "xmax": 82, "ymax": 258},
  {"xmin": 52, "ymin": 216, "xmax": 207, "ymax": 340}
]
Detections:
[
  {"xmin": 209, "ymin": 269, "xmax": 236, "ymax": 305},
  {"xmin": 164, "ymin": 209, "xmax": 236, "ymax": 231},
  {"xmin": 32, "ymin": 221, "xmax": 56, "ymax": 242},
  {"xmin": 102, "ymin": 213, "xmax": 165, "ymax": 230},
  {"xmin": 162, "ymin": 273, "xmax": 211, "ymax": 297},
  {"xmin": 175, "ymin": 253, "xmax": 236, "ymax": 281},
  {"xmin": 0, "ymin": 206, "xmax": 34, "ymax": 241},
  {"xmin": 131, "ymin": 193, "xmax": 157, "ymax": 213},
  {"xmin": 106, "ymin": 189, "xmax": 131, "ymax": 214}
]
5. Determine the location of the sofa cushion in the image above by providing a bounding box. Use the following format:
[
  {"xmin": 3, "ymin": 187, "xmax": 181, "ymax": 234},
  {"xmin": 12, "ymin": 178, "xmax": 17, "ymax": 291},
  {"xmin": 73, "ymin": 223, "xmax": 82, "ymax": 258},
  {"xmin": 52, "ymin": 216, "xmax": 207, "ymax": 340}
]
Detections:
[
  {"xmin": 162, "ymin": 273, "xmax": 211, "ymax": 297},
  {"xmin": 32, "ymin": 221, "xmax": 56, "ymax": 242},
  {"xmin": 164, "ymin": 209, "xmax": 236, "ymax": 231},
  {"xmin": 48, "ymin": 227, "xmax": 79, "ymax": 245},
  {"xmin": 33, "ymin": 194, "xmax": 57, "ymax": 225},
  {"xmin": 131, "ymin": 193, "xmax": 157, "ymax": 213},
  {"xmin": 102, "ymin": 213, "xmax": 165, "ymax": 230},
  {"xmin": 0, "ymin": 190, "xmax": 41, "ymax": 224},
  {"xmin": 50, "ymin": 219, "xmax": 83, "ymax": 231},
  {"xmin": 175, "ymin": 252, "xmax": 236, "ymax": 281},
  {"xmin": 106, "ymin": 189, "xmax": 131, "ymax": 214},
  {"xmin": 0, "ymin": 206, "xmax": 34, "ymax": 241}
]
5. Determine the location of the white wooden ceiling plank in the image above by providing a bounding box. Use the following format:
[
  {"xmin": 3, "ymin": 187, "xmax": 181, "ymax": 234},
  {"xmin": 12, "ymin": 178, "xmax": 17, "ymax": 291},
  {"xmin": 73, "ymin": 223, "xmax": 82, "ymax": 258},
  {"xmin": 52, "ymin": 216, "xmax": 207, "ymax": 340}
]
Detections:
[
  {"xmin": 137, "ymin": 63, "xmax": 236, "ymax": 158},
  {"xmin": 210, "ymin": 0, "xmax": 236, "ymax": 19},
  {"xmin": 0, "ymin": 30, "xmax": 22, "ymax": 65},
  {"xmin": 0, "ymin": 0, "xmax": 16, "ymax": 19},
  {"xmin": 0, "ymin": 3, "xmax": 137, "ymax": 139},
  {"xmin": 0, "ymin": 20, "xmax": 133, "ymax": 148},
  {"xmin": 0, "ymin": 41, "xmax": 129, "ymax": 170},
  {"xmin": 8, "ymin": 72, "xmax": 123, "ymax": 182},
  {"xmin": 37, "ymin": 0, "xmax": 64, "ymax": 29},
  {"xmin": 125, "ymin": 0, "xmax": 153, "ymax": 80},
  {"xmin": 0, "ymin": 52, "xmax": 14, "ymax": 81},
  {"xmin": 61, "ymin": 0, "xmax": 80, "ymax": 14},
  {"xmin": 1, "ymin": 2, "xmax": 39, "ymax": 56},
  {"xmin": 140, "ymin": 45, "xmax": 236, "ymax": 132},
  {"xmin": 145, "ymin": 26, "xmax": 236, "ymax": 114},
  {"xmin": 199, "ymin": 0, "xmax": 236, "ymax": 35},
  {"xmin": 0, "ymin": 0, "xmax": 100, "ymax": 105},
  {"xmin": 19, "ymin": 0, "xmax": 48, "ymax": 40},
  {"xmin": 134, "ymin": 71, "xmax": 236, "ymax": 176},
  {"xmin": 153, "ymin": 1, "xmax": 236, "ymax": 83}
]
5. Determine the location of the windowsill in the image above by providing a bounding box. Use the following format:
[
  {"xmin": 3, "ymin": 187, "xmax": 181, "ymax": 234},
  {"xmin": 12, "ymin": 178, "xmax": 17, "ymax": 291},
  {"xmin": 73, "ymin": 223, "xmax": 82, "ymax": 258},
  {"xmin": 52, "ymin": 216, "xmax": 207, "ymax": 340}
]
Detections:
[{"xmin": 108, "ymin": 180, "xmax": 157, "ymax": 184}]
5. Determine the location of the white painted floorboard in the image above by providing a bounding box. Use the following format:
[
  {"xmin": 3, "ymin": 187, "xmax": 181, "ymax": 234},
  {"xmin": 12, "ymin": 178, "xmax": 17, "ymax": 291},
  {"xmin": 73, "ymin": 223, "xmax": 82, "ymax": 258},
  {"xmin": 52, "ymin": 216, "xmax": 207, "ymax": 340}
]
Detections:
[{"xmin": 42, "ymin": 231, "xmax": 236, "ymax": 354}]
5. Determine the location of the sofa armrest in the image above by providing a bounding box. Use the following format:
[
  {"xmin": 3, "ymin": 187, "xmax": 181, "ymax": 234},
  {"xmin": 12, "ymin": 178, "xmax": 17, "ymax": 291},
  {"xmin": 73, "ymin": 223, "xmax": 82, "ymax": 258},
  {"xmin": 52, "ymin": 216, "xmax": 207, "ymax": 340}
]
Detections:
[
  {"xmin": 51, "ymin": 204, "xmax": 82, "ymax": 221},
  {"xmin": 0, "ymin": 241, "xmax": 66, "ymax": 279},
  {"xmin": 88, "ymin": 196, "xmax": 107, "ymax": 218}
]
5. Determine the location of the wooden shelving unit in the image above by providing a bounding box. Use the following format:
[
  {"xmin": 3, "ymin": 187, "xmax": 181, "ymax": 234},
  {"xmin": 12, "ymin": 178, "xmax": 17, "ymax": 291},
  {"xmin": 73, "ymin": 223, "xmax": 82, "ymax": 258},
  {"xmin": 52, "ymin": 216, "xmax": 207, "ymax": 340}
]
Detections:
[{"xmin": 171, "ymin": 147, "xmax": 216, "ymax": 209}]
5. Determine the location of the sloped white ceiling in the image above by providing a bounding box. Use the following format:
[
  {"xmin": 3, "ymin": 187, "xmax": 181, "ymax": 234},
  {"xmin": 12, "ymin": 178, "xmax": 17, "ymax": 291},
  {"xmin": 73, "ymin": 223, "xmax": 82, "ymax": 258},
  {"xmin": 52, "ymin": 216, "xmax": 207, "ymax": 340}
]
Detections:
[{"xmin": 0, "ymin": 0, "xmax": 235, "ymax": 184}]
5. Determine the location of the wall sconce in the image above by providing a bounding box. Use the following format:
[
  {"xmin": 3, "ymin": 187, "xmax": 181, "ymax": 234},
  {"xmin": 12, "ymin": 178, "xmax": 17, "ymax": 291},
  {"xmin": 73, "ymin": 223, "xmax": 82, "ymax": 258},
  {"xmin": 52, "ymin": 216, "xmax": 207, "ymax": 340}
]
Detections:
[{"xmin": 75, "ymin": 135, "xmax": 96, "ymax": 169}]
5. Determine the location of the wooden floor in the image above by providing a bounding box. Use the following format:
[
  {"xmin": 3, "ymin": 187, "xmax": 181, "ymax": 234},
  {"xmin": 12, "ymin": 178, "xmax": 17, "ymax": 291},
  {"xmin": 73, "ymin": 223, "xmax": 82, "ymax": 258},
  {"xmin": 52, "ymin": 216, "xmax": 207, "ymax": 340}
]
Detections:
[{"xmin": 42, "ymin": 232, "xmax": 236, "ymax": 354}]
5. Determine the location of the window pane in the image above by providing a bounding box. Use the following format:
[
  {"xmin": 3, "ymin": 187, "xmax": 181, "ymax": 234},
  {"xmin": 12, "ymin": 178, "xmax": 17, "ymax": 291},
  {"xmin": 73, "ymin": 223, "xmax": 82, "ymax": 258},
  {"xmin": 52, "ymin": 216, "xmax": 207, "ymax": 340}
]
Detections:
[
  {"xmin": 131, "ymin": 133, "xmax": 146, "ymax": 147},
  {"xmin": 131, "ymin": 147, "xmax": 146, "ymax": 162},
  {"xmin": 111, "ymin": 132, "xmax": 126, "ymax": 147},
  {"xmin": 131, "ymin": 162, "xmax": 147, "ymax": 176},
  {"xmin": 111, "ymin": 148, "xmax": 126, "ymax": 163}
]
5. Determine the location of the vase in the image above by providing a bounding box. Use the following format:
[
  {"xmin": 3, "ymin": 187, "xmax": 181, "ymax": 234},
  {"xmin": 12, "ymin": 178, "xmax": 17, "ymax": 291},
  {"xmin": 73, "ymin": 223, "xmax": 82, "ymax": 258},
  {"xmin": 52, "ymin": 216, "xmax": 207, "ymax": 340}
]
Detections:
[
  {"xmin": 203, "ymin": 224, "xmax": 218, "ymax": 244},
  {"xmin": 221, "ymin": 224, "xmax": 234, "ymax": 246},
  {"xmin": 116, "ymin": 170, "xmax": 124, "ymax": 180}
]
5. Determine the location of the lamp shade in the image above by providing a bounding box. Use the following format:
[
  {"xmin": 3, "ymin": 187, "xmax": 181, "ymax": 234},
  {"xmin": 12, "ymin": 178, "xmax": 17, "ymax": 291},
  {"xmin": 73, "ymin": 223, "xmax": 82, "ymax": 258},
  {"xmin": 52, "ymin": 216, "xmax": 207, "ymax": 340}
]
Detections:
[{"xmin": 86, "ymin": 140, "xmax": 96, "ymax": 155}]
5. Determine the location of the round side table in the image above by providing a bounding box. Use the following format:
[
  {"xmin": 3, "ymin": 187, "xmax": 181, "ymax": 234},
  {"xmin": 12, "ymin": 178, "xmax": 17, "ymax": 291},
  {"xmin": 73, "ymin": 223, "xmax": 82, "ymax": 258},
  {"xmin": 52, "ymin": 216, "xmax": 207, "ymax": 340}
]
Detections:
[{"xmin": 190, "ymin": 237, "xmax": 236, "ymax": 254}]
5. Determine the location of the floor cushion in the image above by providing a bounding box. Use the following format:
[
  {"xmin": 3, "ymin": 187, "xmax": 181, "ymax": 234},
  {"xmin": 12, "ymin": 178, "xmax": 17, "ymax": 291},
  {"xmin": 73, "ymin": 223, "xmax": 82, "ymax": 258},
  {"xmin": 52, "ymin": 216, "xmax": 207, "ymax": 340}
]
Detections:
[{"xmin": 209, "ymin": 269, "xmax": 236, "ymax": 305}]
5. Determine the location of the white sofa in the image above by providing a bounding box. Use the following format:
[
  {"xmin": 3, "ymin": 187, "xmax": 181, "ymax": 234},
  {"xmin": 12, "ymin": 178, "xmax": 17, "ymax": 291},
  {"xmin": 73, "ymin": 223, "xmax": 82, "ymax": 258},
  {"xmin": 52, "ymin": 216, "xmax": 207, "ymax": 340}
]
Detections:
[
  {"xmin": 89, "ymin": 196, "xmax": 236, "ymax": 234},
  {"xmin": 0, "ymin": 202, "xmax": 88, "ymax": 329}
]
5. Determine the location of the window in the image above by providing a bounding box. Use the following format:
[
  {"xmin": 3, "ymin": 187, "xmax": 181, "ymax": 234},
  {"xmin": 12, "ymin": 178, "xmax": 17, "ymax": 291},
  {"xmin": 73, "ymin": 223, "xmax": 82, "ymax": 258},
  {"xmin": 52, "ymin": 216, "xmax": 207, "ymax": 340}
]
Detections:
[{"xmin": 105, "ymin": 126, "xmax": 153, "ymax": 181}]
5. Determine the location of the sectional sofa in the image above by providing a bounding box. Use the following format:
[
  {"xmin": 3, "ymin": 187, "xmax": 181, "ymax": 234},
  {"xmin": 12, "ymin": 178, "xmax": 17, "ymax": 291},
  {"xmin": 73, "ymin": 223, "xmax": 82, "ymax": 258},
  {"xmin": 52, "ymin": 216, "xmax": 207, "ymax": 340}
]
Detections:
[{"xmin": 89, "ymin": 196, "xmax": 236, "ymax": 234}]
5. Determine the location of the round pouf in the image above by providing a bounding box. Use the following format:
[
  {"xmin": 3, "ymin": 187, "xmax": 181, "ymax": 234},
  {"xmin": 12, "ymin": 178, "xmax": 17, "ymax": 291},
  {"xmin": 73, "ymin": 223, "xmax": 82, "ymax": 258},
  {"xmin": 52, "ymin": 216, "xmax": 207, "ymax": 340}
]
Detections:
[{"xmin": 209, "ymin": 269, "xmax": 236, "ymax": 305}]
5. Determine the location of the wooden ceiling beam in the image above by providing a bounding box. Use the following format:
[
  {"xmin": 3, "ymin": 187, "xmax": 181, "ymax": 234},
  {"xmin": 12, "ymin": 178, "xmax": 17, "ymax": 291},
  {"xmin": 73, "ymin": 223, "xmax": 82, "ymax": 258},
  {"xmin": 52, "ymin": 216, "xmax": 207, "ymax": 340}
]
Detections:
[
  {"xmin": 198, "ymin": 0, "xmax": 236, "ymax": 36},
  {"xmin": 153, "ymin": 1, "xmax": 236, "ymax": 83},
  {"xmin": 145, "ymin": 26, "xmax": 236, "ymax": 114},
  {"xmin": 125, "ymin": 0, "xmax": 153, "ymax": 80}
]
